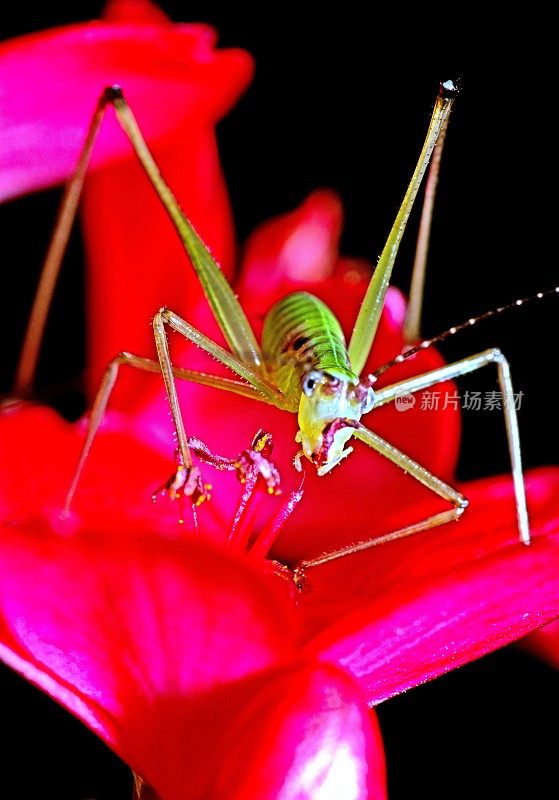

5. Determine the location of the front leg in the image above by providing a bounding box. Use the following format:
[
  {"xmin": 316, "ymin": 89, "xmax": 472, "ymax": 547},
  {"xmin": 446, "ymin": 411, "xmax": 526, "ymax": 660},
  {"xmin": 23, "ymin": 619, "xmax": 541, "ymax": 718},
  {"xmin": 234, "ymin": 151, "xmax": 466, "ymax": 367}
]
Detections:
[
  {"xmin": 152, "ymin": 308, "xmax": 286, "ymax": 507},
  {"xmin": 185, "ymin": 429, "xmax": 281, "ymax": 496},
  {"xmin": 294, "ymin": 425, "xmax": 468, "ymax": 584}
]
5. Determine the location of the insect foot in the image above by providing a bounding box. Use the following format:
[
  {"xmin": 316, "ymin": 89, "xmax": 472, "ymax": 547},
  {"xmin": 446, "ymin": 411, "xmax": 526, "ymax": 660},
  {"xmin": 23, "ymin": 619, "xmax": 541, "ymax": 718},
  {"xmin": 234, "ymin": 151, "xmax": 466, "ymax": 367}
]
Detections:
[
  {"xmin": 182, "ymin": 430, "xmax": 282, "ymax": 496},
  {"xmin": 152, "ymin": 456, "xmax": 211, "ymax": 509},
  {"xmin": 234, "ymin": 429, "xmax": 282, "ymax": 495},
  {"xmin": 292, "ymin": 564, "xmax": 306, "ymax": 592}
]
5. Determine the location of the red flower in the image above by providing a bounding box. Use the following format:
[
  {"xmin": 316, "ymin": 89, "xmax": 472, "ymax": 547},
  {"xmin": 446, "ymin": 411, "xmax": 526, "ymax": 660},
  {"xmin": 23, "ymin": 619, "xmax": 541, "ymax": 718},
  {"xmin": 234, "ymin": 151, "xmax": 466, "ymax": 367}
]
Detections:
[
  {"xmin": 2, "ymin": 3, "xmax": 559, "ymax": 797},
  {"xmin": 0, "ymin": 417, "xmax": 386, "ymax": 798},
  {"xmin": 1, "ymin": 4, "xmax": 388, "ymax": 797}
]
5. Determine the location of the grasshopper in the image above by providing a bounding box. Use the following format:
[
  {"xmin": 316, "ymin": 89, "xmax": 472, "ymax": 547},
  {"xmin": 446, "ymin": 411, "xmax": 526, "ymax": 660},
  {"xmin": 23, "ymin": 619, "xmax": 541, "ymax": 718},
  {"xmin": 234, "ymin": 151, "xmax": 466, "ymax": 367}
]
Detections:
[{"xmin": 13, "ymin": 80, "xmax": 548, "ymax": 583}]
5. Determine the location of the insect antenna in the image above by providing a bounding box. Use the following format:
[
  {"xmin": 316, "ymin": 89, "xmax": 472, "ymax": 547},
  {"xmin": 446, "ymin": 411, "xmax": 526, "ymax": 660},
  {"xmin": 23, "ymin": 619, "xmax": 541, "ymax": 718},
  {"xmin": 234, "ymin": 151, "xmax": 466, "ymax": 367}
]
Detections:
[
  {"xmin": 403, "ymin": 81, "xmax": 455, "ymax": 343},
  {"xmin": 373, "ymin": 285, "xmax": 559, "ymax": 379}
]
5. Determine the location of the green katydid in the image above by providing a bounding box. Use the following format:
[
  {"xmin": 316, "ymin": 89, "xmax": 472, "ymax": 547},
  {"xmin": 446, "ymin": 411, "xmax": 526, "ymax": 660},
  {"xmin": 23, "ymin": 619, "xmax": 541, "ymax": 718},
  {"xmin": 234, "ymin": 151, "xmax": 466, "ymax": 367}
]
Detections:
[{"xmin": 14, "ymin": 81, "xmax": 536, "ymax": 583}]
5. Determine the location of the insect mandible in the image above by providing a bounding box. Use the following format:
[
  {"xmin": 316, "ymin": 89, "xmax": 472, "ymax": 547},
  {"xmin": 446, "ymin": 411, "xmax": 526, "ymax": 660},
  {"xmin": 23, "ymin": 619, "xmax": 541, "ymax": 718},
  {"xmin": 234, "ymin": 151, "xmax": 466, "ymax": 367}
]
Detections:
[{"xmin": 14, "ymin": 80, "xmax": 545, "ymax": 584}]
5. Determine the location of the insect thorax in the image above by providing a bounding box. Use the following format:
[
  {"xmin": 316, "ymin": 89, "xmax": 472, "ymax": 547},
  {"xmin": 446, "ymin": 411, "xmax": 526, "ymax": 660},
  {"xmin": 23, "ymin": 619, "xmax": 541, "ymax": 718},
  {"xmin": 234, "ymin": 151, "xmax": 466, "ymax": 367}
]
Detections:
[{"xmin": 261, "ymin": 292, "xmax": 357, "ymax": 404}]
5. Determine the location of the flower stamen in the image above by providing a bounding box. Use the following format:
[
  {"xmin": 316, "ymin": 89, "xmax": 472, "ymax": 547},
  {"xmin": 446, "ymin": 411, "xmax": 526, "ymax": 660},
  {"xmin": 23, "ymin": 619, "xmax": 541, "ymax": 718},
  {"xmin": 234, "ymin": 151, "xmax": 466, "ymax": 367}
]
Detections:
[{"xmin": 248, "ymin": 482, "xmax": 305, "ymax": 562}]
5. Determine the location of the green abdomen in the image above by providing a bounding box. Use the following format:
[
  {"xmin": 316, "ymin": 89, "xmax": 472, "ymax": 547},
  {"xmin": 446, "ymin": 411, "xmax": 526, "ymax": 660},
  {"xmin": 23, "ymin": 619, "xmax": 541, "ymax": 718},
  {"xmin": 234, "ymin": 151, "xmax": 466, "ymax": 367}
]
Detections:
[{"xmin": 262, "ymin": 292, "xmax": 357, "ymax": 385}]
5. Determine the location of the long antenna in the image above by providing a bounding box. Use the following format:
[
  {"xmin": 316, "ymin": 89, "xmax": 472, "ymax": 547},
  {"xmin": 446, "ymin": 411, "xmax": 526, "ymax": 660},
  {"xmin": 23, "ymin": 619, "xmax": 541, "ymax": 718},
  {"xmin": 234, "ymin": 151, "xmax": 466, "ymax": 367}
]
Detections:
[
  {"xmin": 403, "ymin": 105, "xmax": 452, "ymax": 343},
  {"xmin": 373, "ymin": 285, "xmax": 559, "ymax": 379},
  {"xmin": 348, "ymin": 80, "xmax": 457, "ymax": 376}
]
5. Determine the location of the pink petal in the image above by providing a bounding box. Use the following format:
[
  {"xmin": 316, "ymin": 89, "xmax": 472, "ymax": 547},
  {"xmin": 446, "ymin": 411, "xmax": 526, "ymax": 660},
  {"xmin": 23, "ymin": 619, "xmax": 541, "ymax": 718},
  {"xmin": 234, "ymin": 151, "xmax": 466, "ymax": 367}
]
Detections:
[
  {"xmin": 212, "ymin": 663, "xmax": 386, "ymax": 800},
  {"xmin": 0, "ymin": 7, "xmax": 252, "ymax": 395},
  {"xmin": 237, "ymin": 189, "xmax": 345, "ymax": 304},
  {"xmin": 0, "ymin": 403, "xmax": 218, "ymax": 539},
  {"xmin": 0, "ymin": 401, "xmax": 385, "ymax": 798},
  {"xmin": 0, "ymin": 13, "xmax": 252, "ymax": 200},
  {"xmin": 300, "ymin": 468, "xmax": 559, "ymax": 704},
  {"xmin": 0, "ymin": 403, "xmax": 282, "ymax": 550},
  {"xmin": 0, "ymin": 519, "xmax": 297, "ymax": 799}
]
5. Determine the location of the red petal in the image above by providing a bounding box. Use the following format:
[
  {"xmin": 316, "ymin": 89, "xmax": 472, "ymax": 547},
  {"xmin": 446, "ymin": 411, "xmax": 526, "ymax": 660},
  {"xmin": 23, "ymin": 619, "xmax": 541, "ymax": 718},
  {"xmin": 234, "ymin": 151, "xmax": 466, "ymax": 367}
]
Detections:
[
  {"xmin": 0, "ymin": 520, "xmax": 297, "ymax": 799},
  {"xmin": 0, "ymin": 403, "xmax": 237, "ymax": 542},
  {"xmin": 300, "ymin": 468, "xmax": 559, "ymax": 704},
  {"xmin": 104, "ymin": 0, "xmax": 171, "ymax": 24},
  {"xmin": 0, "ymin": 404, "xmax": 385, "ymax": 798},
  {"xmin": 237, "ymin": 189, "xmax": 345, "ymax": 304},
  {"xmin": 213, "ymin": 663, "xmax": 386, "ymax": 800},
  {"xmin": 0, "ymin": 16, "xmax": 252, "ymax": 199},
  {"xmin": 521, "ymin": 620, "xmax": 559, "ymax": 670},
  {"xmin": 0, "ymin": 11, "xmax": 252, "ymax": 398},
  {"xmin": 82, "ymin": 124, "xmax": 241, "ymax": 399}
]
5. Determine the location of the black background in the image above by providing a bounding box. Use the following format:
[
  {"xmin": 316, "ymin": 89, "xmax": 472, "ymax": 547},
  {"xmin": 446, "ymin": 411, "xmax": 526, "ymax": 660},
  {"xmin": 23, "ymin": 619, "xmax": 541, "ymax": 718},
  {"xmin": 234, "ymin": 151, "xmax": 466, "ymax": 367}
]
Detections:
[{"xmin": 1, "ymin": 4, "xmax": 557, "ymax": 798}]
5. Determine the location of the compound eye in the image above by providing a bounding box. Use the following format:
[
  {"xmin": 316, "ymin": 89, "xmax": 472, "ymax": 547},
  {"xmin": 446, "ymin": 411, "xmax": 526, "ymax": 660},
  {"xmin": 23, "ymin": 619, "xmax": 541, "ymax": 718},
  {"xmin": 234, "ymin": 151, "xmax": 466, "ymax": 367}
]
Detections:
[
  {"xmin": 361, "ymin": 386, "xmax": 375, "ymax": 413},
  {"xmin": 302, "ymin": 370, "xmax": 323, "ymax": 397},
  {"xmin": 354, "ymin": 378, "xmax": 376, "ymax": 413}
]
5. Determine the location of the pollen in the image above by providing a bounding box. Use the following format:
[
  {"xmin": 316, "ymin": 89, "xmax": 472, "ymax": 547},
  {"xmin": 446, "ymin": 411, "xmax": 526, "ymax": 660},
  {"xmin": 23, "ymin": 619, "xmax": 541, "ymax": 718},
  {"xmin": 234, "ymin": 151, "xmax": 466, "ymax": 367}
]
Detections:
[{"xmin": 194, "ymin": 486, "xmax": 212, "ymax": 507}]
